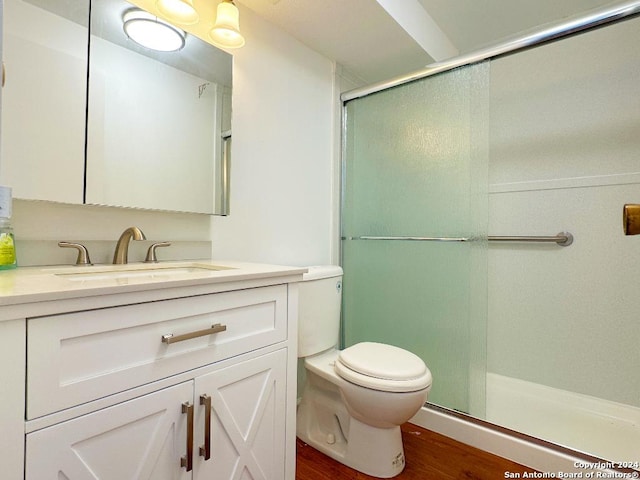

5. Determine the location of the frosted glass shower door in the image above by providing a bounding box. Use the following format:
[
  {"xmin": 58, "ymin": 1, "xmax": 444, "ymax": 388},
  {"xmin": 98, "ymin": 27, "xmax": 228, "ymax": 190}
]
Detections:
[{"xmin": 342, "ymin": 63, "xmax": 489, "ymax": 415}]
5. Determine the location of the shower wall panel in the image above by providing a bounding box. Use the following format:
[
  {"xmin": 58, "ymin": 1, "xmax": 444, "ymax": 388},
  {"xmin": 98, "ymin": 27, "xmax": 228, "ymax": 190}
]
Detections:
[{"xmin": 488, "ymin": 16, "xmax": 640, "ymax": 408}]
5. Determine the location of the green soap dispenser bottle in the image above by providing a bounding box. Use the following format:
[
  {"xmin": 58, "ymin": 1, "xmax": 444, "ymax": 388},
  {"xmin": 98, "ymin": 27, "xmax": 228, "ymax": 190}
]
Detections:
[{"xmin": 0, "ymin": 186, "xmax": 17, "ymax": 270}]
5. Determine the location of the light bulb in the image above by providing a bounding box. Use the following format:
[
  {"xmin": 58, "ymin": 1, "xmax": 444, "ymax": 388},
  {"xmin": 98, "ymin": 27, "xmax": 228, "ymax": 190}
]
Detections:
[
  {"xmin": 156, "ymin": 0, "xmax": 199, "ymax": 26},
  {"xmin": 210, "ymin": 1, "xmax": 245, "ymax": 49},
  {"xmin": 123, "ymin": 10, "xmax": 186, "ymax": 52}
]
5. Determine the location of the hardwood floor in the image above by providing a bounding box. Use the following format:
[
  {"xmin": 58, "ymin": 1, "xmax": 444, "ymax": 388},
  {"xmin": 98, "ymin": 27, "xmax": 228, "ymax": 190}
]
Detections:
[{"xmin": 296, "ymin": 423, "xmax": 539, "ymax": 479}]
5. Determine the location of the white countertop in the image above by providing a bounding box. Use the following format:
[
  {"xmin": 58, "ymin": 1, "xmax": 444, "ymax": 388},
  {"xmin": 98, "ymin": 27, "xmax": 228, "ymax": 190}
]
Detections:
[{"xmin": 0, "ymin": 260, "xmax": 307, "ymax": 306}]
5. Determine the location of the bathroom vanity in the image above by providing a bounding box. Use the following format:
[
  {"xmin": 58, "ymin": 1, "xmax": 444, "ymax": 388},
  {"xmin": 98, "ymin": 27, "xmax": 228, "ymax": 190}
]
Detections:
[{"xmin": 0, "ymin": 261, "xmax": 303, "ymax": 479}]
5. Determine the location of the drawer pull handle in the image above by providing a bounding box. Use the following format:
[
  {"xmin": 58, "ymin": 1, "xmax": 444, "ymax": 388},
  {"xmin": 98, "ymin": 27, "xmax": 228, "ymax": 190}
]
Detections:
[
  {"xmin": 181, "ymin": 402, "xmax": 194, "ymax": 472},
  {"xmin": 161, "ymin": 323, "xmax": 227, "ymax": 344},
  {"xmin": 199, "ymin": 394, "xmax": 212, "ymax": 460}
]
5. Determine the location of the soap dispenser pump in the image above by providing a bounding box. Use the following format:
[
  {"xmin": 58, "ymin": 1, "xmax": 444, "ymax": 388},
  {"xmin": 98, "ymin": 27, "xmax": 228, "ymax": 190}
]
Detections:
[{"xmin": 0, "ymin": 186, "xmax": 17, "ymax": 270}]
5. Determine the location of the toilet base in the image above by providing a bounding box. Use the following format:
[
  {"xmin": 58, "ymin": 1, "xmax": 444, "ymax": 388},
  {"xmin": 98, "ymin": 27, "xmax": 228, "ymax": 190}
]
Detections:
[
  {"xmin": 298, "ymin": 415, "xmax": 405, "ymax": 478},
  {"xmin": 297, "ymin": 379, "xmax": 406, "ymax": 478}
]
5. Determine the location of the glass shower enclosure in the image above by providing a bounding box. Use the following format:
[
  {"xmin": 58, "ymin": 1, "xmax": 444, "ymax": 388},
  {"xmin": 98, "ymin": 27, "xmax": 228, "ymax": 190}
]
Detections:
[{"xmin": 340, "ymin": 6, "xmax": 640, "ymax": 464}]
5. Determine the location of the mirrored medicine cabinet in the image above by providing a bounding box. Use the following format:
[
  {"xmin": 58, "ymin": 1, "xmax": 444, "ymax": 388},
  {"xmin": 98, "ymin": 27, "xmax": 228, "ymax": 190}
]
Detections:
[{"xmin": 0, "ymin": 0, "xmax": 232, "ymax": 215}]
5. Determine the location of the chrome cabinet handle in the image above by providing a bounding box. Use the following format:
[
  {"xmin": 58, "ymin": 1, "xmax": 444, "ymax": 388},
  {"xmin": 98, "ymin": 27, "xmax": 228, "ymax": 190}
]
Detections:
[
  {"xmin": 199, "ymin": 394, "xmax": 212, "ymax": 460},
  {"xmin": 161, "ymin": 324, "xmax": 227, "ymax": 345},
  {"xmin": 181, "ymin": 402, "xmax": 194, "ymax": 472}
]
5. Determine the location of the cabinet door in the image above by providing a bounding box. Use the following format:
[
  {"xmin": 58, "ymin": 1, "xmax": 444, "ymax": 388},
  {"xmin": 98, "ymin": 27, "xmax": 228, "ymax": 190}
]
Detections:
[
  {"xmin": 1, "ymin": 0, "xmax": 88, "ymax": 204},
  {"xmin": 194, "ymin": 349, "xmax": 287, "ymax": 480},
  {"xmin": 26, "ymin": 382, "xmax": 193, "ymax": 480}
]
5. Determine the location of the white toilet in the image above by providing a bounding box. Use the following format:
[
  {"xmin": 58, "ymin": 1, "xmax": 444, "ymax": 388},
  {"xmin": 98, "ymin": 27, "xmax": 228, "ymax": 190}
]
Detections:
[{"xmin": 296, "ymin": 266, "xmax": 432, "ymax": 478}]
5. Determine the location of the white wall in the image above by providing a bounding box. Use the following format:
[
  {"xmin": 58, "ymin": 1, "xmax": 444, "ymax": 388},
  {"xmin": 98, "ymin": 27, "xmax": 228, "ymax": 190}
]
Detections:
[
  {"xmin": 211, "ymin": 5, "xmax": 337, "ymax": 267},
  {"xmin": 487, "ymin": 17, "xmax": 640, "ymax": 406},
  {"xmin": 3, "ymin": 4, "xmax": 337, "ymax": 269}
]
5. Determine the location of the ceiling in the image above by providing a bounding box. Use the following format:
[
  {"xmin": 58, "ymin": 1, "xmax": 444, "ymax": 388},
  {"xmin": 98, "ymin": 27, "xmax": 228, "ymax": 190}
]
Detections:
[
  {"xmin": 23, "ymin": 0, "xmax": 623, "ymax": 88},
  {"xmin": 238, "ymin": 0, "xmax": 621, "ymax": 85}
]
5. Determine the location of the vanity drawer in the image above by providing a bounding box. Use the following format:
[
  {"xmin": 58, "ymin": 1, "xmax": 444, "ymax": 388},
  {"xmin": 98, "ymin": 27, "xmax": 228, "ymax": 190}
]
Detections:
[{"xmin": 27, "ymin": 284, "xmax": 288, "ymax": 419}]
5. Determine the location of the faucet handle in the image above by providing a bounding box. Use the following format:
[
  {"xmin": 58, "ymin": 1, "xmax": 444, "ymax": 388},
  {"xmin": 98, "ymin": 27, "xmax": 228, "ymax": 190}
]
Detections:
[
  {"xmin": 58, "ymin": 242, "xmax": 92, "ymax": 266},
  {"xmin": 145, "ymin": 242, "xmax": 171, "ymax": 263}
]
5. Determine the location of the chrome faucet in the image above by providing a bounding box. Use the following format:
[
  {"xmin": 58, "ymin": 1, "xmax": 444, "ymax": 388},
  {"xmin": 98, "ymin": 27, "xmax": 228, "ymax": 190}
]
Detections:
[{"xmin": 113, "ymin": 227, "xmax": 146, "ymax": 264}]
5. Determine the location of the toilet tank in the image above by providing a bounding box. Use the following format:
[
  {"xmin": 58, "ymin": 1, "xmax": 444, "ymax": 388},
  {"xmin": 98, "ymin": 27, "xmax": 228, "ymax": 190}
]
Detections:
[{"xmin": 298, "ymin": 265, "xmax": 343, "ymax": 358}]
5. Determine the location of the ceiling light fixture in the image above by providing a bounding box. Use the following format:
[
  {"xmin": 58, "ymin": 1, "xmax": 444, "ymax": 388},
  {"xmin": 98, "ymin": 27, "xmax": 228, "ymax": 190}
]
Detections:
[
  {"xmin": 123, "ymin": 9, "xmax": 186, "ymax": 52},
  {"xmin": 155, "ymin": 0, "xmax": 199, "ymax": 26},
  {"xmin": 209, "ymin": 0, "xmax": 245, "ymax": 49}
]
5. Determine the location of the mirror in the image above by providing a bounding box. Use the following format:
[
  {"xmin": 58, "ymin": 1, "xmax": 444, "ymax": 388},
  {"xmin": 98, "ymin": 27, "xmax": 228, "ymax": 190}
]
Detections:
[
  {"xmin": 0, "ymin": 0, "xmax": 232, "ymax": 215},
  {"xmin": 87, "ymin": 0, "xmax": 232, "ymax": 214}
]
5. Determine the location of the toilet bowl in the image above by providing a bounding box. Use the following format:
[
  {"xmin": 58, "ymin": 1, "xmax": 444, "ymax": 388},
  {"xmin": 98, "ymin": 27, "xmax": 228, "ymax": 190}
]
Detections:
[{"xmin": 296, "ymin": 266, "xmax": 432, "ymax": 478}]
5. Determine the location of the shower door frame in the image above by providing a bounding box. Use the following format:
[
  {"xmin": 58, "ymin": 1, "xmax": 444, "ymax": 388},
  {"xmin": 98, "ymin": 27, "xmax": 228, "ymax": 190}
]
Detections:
[{"xmin": 341, "ymin": 1, "xmax": 640, "ymax": 104}]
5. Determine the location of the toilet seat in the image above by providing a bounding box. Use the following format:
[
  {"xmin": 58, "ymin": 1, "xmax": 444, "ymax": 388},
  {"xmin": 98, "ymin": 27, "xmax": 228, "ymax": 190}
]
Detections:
[{"xmin": 335, "ymin": 342, "xmax": 432, "ymax": 393}]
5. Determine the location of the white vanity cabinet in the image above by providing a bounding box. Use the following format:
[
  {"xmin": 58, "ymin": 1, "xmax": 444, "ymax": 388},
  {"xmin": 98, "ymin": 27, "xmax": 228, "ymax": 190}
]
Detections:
[
  {"xmin": 26, "ymin": 349, "xmax": 287, "ymax": 480},
  {"xmin": 0, "ymin": 263, "xmax": 302, "ymax": 480}
]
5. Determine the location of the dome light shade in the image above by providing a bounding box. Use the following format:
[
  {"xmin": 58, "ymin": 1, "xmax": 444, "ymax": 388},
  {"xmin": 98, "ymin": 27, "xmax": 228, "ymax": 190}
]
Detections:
[
  {"xmin": 209, "ymin": 1, "xmax": 245, "ymax": 49},
  {"xmin": 155, "ymin": 0, "xmax": 199, "ymax": 26},
  {"xmin": 123, "ymin": 10, "xmax": 186, "ymax": 52}
]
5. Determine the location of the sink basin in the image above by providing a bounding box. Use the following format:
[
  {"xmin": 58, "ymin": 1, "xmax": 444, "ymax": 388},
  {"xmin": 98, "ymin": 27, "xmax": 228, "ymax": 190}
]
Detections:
[{"xmin": 50, "ymin": 263, "xmax": 235, "ymax": 283}]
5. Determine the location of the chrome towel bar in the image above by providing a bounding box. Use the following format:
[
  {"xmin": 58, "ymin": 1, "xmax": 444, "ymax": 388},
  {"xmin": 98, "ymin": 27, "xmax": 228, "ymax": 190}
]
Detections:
[
  {"xmin": 489, "ymin": 232, "xmax": 573, "ymax": 246},
  {"xmin": 351, "ymin": 236, "xmax": 469, "ymax": 242},
  {"xmin": 343, "ymin": 232, "xmax": 573, "ymax": 247}
]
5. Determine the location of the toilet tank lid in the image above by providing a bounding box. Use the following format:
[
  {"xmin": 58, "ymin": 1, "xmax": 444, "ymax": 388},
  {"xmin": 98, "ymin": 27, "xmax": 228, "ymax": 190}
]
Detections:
[{"xmin": 302, "ymin": 265, "xmax": 343, "ymax": 281}]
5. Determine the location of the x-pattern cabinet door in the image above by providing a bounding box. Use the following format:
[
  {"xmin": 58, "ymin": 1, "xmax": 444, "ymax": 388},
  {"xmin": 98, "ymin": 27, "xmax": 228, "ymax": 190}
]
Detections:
[
  {"xmin": 25, "ymin": 382, "xmax": 193, "ymax": 480},
  {"xmin": 194, "ymin": 349, "xmax": 287, "ymax": 480}
]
